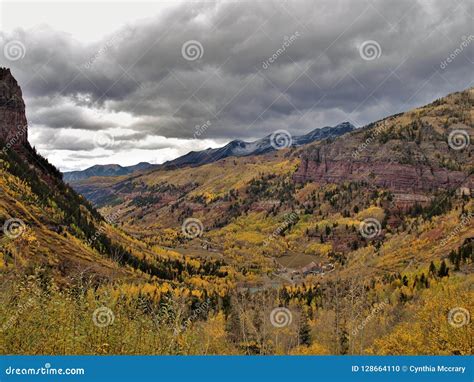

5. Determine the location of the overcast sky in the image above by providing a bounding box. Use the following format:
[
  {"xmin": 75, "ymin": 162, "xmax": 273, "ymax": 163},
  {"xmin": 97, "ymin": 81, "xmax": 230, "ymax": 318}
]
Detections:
[{"xmin": 0, "ymin": 0, "xmax": 472, "ymax": 171}]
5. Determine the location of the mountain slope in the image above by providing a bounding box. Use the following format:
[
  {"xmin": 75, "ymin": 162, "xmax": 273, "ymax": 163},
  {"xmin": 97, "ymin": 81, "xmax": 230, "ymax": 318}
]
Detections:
[
  {"xmin": 0, "ymin": 68, "xmax": 229, "ymax": 286},
  {"xmin": 64, "ymin": 122, "xmax": 354, "ymax": 183},
  {"xmin": 73, "ymin": 88, "xmax": 473, "ymax": 218},
  {"xmin": 63, "ymin": 162, "xmax": 154, "ymax": 182},
  {"xmin": 71, "ymin": 88, "xmax": 473, "ymax": 278},
  {"xmin": 1, "ymin": 68, "xmax": 472, "ymax": 356},
  {"xmin": 162, "ymin": 122, "xmax": 355, "ymax": 169},
  {"xmin": 294, "ymin": 90, "xmax": 473, "ymax": 195}
]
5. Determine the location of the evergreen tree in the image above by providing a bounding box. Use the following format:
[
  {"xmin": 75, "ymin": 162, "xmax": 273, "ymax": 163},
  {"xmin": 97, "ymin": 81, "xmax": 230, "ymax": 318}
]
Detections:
[
  {"xmin": 325, "ymin": 225, "xmax": 331, "ymax": 236},
  {"xmin": 402, "ymin": 275, "xmax": 409, "ymax": 286},
  {"xmin": 339, "ymin": 328, "xmax": 349, "ymax": 355},
  {"xmin": 438, "ymin": 260, "xmax": 449, "ymax": 278},
  {"xmin": 448, "ymin": 250, "xmax": 456, "ymax": 265},
  {"xmin": 298, "ymin": 314, "xmax": 312, "ymax": 346}
]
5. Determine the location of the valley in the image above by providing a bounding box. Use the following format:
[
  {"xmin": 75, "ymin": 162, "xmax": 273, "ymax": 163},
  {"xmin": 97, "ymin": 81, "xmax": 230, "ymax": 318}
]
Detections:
[
  {"xmin": 68, "ymin": 88, "xmax": 473, "ymax": 286},
  {"xmin": 0, "ymin": 67, "xmax": 472, "ymax": 355}
]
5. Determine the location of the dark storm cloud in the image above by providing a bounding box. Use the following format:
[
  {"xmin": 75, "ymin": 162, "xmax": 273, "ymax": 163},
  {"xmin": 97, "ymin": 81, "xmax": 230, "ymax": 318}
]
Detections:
[
  {"xmin": 30, "ymin": 103, "xmax": 118, "ymax": 131},
  {"xmin": 33, "ymin": 127, "xmax": 184, "ymax": 152},
  {"xmin": 1, "ymin": 0, "xmax": 473, "ymax": 148}
]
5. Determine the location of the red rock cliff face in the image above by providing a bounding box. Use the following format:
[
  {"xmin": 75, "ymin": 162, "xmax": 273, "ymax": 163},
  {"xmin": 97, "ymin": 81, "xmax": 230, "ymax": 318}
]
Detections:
[
  {"xmin": 293, "ymin": 106, "xmax": 474, "ymax": 196},
  {"xmin": 294, "ymin": 156, "xmax": 469, "ymax": 193},
  {"xmin": 0, "ymin": 68, "xmax": 28, "ymax": 147}
]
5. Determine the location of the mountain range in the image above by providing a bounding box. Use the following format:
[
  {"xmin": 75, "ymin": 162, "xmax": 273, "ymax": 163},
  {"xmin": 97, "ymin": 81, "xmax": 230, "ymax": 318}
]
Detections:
[
  {"xmin": 160, "ymin": 121, "xmax": 355, "ymax": 168},
  {"xmin": 62, "ymin": 122, "xmax": 355, "ymax": 182},
  {"xmin": 63, "ymin": 162, "xmax": 154, "ymax": 182}
]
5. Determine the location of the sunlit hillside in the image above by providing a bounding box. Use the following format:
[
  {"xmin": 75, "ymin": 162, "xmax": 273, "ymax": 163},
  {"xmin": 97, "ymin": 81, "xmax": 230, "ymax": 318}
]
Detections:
[{"xmin": 1, "ymin": 83, "xmax": 473, "ymax": 355}]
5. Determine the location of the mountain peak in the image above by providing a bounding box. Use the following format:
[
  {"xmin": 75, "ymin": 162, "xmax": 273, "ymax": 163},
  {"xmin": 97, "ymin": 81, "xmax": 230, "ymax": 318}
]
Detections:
[
  {"xmin": 337, "ymin": 121, "xmax": 355, "ymax": 130},
  {"xmin": 63, "ymin": 162, "xmax": 154, "ymax": 182},
  {"xmin": 310, "ymin": 121, "xmax": 355, "ymax": 134},
  {"xmin": 0, "ymin": 67, "xmax": 28, "ymax": 148},
  {"xmin": 0, "ymin": 67, "xmax": 12, "ymax": 79},
  {"xmin": 157, "ymin": 122, "xmax": 355, "ymax": 170}
]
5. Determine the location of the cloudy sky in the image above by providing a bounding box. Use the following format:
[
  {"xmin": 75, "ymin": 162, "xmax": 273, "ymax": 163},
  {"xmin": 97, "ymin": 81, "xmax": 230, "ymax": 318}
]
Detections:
[{"xmin": 0, "ymin": 0, "xmax": 472, "ymax": 171}]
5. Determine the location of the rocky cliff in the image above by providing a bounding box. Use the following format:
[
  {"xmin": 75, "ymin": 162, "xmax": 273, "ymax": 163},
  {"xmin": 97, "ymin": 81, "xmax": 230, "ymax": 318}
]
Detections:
[
  {"xmin": 0, "ymin": 68, "xmax": 28, "ymax": 148},
  {"xmin": 294, "ymin": 88, "xmax": 474, "ymax": 196},
  {"xmin": 297, "ymin": 158, "xmax": 462, "ymax": 191}
]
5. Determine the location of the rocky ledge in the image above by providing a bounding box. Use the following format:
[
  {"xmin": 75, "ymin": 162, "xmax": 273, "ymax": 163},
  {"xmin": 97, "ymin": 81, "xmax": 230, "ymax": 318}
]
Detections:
[{"xmin": 0, "ymin": 67, "xmax": 28, "ymax": 147}]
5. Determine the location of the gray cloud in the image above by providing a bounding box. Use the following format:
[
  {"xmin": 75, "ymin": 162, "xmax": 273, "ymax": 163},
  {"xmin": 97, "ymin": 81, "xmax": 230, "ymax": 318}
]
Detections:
[
  {"xmin": 31, "ymin": 103, "xmax": 118, "ymax": 131},
  {"xmin": 1, "ymin": 0, "xmax": 473, "ymax": 170}
]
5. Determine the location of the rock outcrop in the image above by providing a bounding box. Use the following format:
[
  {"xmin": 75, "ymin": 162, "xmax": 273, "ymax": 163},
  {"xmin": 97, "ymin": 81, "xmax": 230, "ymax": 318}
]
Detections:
[
  {"xmin": 0, "ymin": 68, "xmax": 28, "ymax": 148},
  {"xmin": 294, "ymin": 156, "xmax": 470, "ymax": 193},
  {"xmin": 293, "ymin": 89, "xmax": 474, "ymax": 196}
]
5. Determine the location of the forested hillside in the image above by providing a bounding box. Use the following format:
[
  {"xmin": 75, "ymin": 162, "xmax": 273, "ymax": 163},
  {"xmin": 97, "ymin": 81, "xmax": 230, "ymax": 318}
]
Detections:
[{"xmin": 0, "ymin": 68, "xmax": 472, "ymax": 355}]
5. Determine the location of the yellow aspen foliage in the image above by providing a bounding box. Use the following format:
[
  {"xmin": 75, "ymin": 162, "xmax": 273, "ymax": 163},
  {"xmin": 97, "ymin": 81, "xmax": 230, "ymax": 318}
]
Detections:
[
  {"xmin": 291, "ymin": 342, "xmax": 330, "ymax": 355},
  {"xmin": 160, "ymin": 283, "xmax": 171, "ymax": 294},
  {"xmin": 357, "ymin": 206, "xmax": 385, "ymax": 222},
  {"xmin": 369, "ymin": 283, "xmax": 473, "ymax": 355},
  {"xmin": 304, "ymin": 243, "xmax": 333, "ymax": 256}
]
